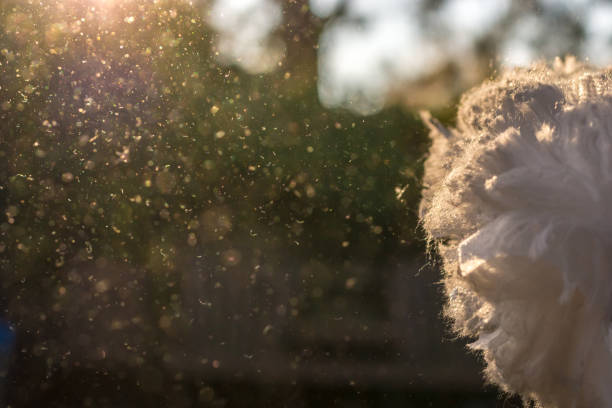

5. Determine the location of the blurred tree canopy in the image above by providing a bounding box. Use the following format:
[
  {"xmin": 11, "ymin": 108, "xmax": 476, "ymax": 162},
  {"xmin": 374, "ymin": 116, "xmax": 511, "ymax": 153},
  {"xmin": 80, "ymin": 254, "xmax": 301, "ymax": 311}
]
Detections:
[
  {"xmin": 0, "ymin": 0, "xmax": 431, "ymax": 404},
  {"xmin": 312, "ymin": 0, "xmax": 608, "ymax": 112}
]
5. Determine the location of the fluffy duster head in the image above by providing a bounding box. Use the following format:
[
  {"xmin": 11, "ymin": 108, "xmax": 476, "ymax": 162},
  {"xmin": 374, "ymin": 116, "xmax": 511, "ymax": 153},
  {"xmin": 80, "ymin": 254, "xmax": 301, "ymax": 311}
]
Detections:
[{"xmin": 420, "ymin": 58, "xmax": 612, "ymax": 408}]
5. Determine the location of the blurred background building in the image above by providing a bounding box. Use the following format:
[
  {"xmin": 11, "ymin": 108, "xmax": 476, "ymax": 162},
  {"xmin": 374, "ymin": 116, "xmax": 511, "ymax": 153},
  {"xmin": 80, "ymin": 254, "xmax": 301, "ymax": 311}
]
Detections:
[{"xmin": 0, "ymin": 0, "xmax": 609, "ymax": 406}]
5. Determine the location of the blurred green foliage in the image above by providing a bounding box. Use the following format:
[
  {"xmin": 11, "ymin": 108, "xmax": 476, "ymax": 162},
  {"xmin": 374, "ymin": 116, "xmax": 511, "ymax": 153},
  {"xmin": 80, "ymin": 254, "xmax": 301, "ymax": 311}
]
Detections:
[{"xmin": 0, "ymin": 0, "xmax": 434, "ymax": 404}]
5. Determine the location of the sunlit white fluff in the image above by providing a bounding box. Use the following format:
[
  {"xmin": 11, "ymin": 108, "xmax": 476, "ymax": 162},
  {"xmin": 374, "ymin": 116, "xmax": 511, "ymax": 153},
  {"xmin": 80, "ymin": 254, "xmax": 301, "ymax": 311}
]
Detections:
[{"xmin": 420, "ymin": 58, "xmax": 612, "ymax": 407}]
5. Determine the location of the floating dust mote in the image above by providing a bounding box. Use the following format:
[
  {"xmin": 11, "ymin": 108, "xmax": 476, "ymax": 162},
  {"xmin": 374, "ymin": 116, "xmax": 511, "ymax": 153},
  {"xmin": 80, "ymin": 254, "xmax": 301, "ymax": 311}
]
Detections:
[{"xmin": 420, "ymin": 57, "xmax": 612, "ymax": 408}]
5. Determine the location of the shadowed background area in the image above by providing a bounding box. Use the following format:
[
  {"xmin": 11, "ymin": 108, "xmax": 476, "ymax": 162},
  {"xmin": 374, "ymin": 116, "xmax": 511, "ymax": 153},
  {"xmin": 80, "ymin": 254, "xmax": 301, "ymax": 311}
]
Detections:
[{"xmin": 0, "ymin": 0, "xmax": 607, "ymax": 406}]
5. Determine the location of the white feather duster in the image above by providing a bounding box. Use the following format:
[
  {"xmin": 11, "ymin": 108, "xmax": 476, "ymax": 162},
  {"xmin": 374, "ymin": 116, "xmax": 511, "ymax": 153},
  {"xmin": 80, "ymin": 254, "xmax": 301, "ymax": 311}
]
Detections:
[{"xmin": 420, "ymin": 58, "xmax": 612, "ymax": 407}]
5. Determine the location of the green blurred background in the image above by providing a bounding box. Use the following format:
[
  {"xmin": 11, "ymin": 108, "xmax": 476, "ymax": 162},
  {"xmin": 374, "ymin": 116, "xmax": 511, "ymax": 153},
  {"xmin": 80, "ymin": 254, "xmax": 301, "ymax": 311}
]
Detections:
[{"xmin": 0, "ymin": 0, "xmax": 605, "ymax": 406}]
